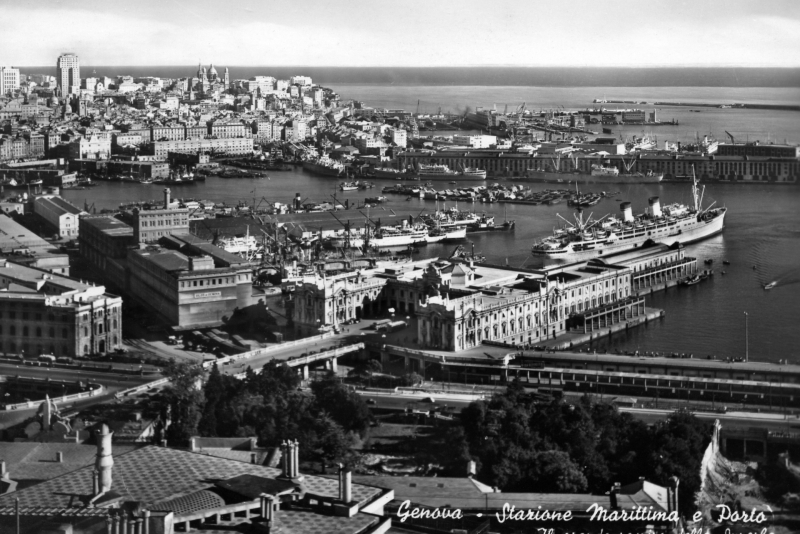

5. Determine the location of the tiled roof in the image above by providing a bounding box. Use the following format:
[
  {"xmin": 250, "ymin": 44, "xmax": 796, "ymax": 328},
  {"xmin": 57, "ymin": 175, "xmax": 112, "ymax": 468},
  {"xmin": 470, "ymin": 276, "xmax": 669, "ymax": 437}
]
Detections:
[{"xmin": 0, "ymin": 445, "xmax": 382, "ymax": 510}]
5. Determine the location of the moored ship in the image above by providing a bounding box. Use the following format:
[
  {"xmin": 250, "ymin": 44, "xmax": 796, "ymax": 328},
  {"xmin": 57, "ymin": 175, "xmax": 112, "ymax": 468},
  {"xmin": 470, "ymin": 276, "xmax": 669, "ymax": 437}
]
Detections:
[
  {"xmin": 415, "ymin": 164, "xmax": 459, "ymax": 180},
  {"xmin": 302, "ymin": 156, "xmax": 345, "ymax": 177},
  {"xmin": 515, "ymin": 167, "xmax": 663, "ymax": 184},
  {"xmin": 531, "ymin": 169, "xmax": 727, "ymax": 262},
  {"xmin": 461, "ymin": 167, "xmax": 487, "ymax": 180}
]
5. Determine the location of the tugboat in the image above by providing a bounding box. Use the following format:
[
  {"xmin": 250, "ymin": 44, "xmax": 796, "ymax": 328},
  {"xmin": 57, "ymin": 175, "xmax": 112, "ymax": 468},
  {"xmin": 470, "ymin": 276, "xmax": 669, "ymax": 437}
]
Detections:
[{"xmin": 764, "ymin": 281, "xmax": 777, "ymax": 290}]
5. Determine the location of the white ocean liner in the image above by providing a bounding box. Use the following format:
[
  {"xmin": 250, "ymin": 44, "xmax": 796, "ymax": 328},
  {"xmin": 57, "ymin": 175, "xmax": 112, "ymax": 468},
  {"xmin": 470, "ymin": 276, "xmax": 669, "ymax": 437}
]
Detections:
[{"xmin": 531, "ymin": 169, "xmax": 727, "ymax": 261}]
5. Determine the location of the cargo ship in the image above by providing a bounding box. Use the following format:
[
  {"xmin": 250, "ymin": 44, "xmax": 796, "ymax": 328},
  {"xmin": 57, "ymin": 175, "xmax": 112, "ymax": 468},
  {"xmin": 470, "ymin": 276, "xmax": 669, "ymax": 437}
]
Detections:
[
  {"xmin": 302, "ymin": 156, "xmax": 345, "ymax": 177},
  {"xmin": 531, "ymin": 170, "xmax": 726, "ymax": 261}
]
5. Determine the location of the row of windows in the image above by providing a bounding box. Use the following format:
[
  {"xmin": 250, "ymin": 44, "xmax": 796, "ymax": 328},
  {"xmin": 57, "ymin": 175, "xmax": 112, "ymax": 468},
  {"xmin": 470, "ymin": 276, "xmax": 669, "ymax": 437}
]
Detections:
[
  {"xmin": 180, "ymin": 278, "xmax": 231, "ymax": 288},
  {"xmin": 0, "ymin": 325, "xmax": 69, "ymax": 338}
]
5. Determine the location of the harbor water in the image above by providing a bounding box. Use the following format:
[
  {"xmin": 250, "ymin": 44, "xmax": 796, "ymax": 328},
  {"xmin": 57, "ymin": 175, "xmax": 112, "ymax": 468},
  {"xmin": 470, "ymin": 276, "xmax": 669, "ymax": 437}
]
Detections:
[{"xmin": 59, "ymin": 85, "xmax": 800, "ymax": 363}]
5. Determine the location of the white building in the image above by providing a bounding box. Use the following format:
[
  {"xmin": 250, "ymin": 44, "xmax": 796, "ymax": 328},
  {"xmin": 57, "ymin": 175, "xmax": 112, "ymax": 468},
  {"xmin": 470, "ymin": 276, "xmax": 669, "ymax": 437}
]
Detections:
[
  {"xmin": 452, "ymin": 134, "xmax": 497, "ymax": 148},
  {"xmin": 290, "ymin": 75, "xmax": 312, "ymax": 86},
  {"xmin": 391, "ymin": 128, "xmax": 407, "ymax": 148},
  {"xmin": 33, "ymin": 196, "xmax": 86, "ymax": 238},
  {"xmin": 0, "ymin": 66, "xmax": 21, "ymax": 95}
]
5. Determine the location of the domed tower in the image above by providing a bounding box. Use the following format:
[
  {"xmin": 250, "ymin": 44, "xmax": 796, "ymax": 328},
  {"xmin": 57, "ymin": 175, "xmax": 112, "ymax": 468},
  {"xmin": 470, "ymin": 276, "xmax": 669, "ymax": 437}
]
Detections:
[
  {"xmin": 208, "ymin": 64, "xmax": 218, "ymax": 81},
  {"xmin": 196, "ymin": 63, "xmax": 203, "ymax": 80},
  {"xmin": 200, "ymin": 66, "xmax": 207, "ymax": 81},
  {"xmin": 223, "ymin": 67, "xmax": 230, "ymax": 86}
]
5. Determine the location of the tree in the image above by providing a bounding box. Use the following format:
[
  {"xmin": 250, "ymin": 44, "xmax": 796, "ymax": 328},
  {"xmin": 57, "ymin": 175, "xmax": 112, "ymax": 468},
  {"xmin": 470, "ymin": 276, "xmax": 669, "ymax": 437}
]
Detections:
[
  {"xmin": 160, "ymin": 358, "xmax": 205, "ymax": 446},
  {"xmin": 310, "ymin": 375, "xmax": 370, "ymax": 436},
  {"xmin": 400, "ymin": 372, "xmax": 423, "ymax": 387}
]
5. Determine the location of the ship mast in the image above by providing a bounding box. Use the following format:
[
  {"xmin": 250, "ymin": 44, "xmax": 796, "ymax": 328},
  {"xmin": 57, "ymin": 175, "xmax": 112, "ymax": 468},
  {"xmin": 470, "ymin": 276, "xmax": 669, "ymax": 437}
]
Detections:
[{"xmin": 691, "ymin": 164, "xmax": 705, "ymax": 212}]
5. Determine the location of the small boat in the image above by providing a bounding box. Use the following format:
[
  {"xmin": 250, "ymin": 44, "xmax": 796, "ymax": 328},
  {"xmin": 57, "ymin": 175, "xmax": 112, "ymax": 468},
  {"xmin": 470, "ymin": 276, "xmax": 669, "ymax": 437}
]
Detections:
[
  {"xmin": 722, "ymin": 260, "xmax": 730, "ymax": 265},
  {"xmin": 681, "ymin": 275, "xmax": 702, "ymax": 286},
  {"xmin": 449, "ymin": 181, "xmax": 457, "ymax": 184},
  {"xmin": 721, "ymin": 271, "xmax": 726, "ymax": 275},
  {"xmin": 764, "ymin": 281, "xmax": 777, "ymax": 290},
  {"xmin": 704, "ymin": 259, "xmax": 713, "ymax": 265}
]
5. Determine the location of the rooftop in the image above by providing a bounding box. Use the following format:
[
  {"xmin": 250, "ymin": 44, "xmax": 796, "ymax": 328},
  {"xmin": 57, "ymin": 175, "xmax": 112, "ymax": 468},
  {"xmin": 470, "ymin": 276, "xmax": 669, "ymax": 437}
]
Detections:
[{"xmin": 0, "ymin": 445, "xmax": 384, "ymax": 510}]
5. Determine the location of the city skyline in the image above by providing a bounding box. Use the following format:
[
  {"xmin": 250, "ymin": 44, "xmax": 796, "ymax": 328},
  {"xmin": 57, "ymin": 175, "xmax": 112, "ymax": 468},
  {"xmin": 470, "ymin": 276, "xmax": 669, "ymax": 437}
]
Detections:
[{"xmin": 2, "ymin": 0, "xmax": 800, "ymax": 68}]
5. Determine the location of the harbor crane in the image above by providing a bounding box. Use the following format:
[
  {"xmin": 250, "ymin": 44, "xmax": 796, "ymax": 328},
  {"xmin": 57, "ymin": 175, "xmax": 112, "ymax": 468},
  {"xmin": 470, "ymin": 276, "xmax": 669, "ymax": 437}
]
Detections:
[{"xmin": 725, "ymin": 131, "xmax": 736, "ymax": 145}]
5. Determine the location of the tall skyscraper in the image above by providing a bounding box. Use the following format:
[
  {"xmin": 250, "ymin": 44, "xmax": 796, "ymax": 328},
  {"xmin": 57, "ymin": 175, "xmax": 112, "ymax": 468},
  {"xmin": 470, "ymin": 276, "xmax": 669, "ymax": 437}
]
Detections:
[
  {"xmin": 0, "ymin": 66, "xmax": 20, "ymax": 95},
  {"xmin": 56, "ymin": 53, "xmax": 80, "ymax": 97}
]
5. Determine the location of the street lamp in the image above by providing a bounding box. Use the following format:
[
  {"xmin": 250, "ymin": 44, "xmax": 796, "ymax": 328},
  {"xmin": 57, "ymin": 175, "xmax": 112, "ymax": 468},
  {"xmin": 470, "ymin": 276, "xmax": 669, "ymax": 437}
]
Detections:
[{"xmin": 744, "ymin": 311, "xmax": 749, "ymax": 363}]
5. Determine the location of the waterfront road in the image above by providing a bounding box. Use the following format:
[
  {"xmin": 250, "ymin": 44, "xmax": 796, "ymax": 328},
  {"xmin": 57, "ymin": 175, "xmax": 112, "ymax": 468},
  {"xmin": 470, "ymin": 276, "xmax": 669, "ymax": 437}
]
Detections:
[
  {"xmin": 359, "ymin": 391, "xmax": 800, "ymax": 432},
  {"xmin": 217, "ymin": 337, "xmax": 350, "ymax": 377},
  {"xmin": 0, "ymin": 363, "xmax": 158, "ymax": 429}
]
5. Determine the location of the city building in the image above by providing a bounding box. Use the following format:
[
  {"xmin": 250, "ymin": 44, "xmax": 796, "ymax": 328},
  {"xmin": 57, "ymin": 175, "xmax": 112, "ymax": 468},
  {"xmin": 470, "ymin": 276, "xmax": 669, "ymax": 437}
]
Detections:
[
  {"xmin": 56, "ymin": 53, "xmax": 80, "ymax": 97},
  {"xmin": 716, "ymin": 142, "xmax": 800, "ymax": 158},
  {"xmin": 124, "ymin": 235, "xmax": 254, "ymax": 328},
  {"xmin": 0, "ymin": 66, "xmax": 21, "ymax": 95},
  {"xmin": 0, "ymin": 214, "xmax": 70, "ymax": 274},
  {"xmin": 150, "ymin": 138, "xmax": 253, "ymax": 159},
  {"xmin": 451, "ymin": 134, "xmax": 497, "ymax": 148},
  {"xmin": 107, "ymin": 160, "xmax": 170, "ymax": 179},
  {"xmin": 32, "ymin": 195, "xmax": 85, "ymax": 238},
  {"xmin": 0, "ymin": 258, "xmax": 123, "ymax": 357},
  {"xmin": 68, "ymin": 134, "xmax": 111, "ymax": 160}
]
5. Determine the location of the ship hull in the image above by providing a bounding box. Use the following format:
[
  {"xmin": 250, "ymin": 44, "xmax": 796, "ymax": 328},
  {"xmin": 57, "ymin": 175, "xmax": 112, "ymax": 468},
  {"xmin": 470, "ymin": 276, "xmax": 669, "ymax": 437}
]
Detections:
[
  {"xmin": 303, "ymin": 161, "xmax": 344, "ymax": 177},
  {"xmin": 416, "ymin": 172, "xmax": 485, "ymax": 181},
  {"xmin": 373, "ymin": 169, "xmax": 407, "ymax": 179},
  {"xmin": 513, "ymin": 170, "xmax": 662, "ymax": 184},
  {"xmin": 533, "ymin": 211, "xmax": 726, "ymax": 263}
]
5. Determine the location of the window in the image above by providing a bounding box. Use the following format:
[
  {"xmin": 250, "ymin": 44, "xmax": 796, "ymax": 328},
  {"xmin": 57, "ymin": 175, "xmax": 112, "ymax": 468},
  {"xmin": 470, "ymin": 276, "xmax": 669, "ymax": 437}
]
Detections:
[
  {"xmin": 23, "ymin": 326, "xmax": 29, "ymax": 337},
  {"xmin": 36, "ymin": 327, "xmax": 42, "ymax": 337}
]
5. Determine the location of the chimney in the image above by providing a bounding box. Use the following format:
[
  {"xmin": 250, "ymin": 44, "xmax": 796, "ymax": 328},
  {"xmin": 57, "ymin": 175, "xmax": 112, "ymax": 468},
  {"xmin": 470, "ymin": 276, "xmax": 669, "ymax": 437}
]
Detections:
[
  {"xmin": 648, "ymin": 196, "xmax": 662, "ymax": 218},
  {"xmin": 251, "ymin": 452, "xmax": 258, "ymax": 464},
  {"xmin": 467, "ymin": 460, "xmax": 477, "ymax": 477},
  {"xmin": 163, "ymin": 188, "xmax": 171, "ymax": 209},
  {"xmin": 95, "ymin": 424, "xmax": 114, "ymax": 495},
  {"xmin": 609, "ymin": 482, "xmax": 621, "ymax": 510},
  {"xmin": 0, "ymin": 461, "xmax": 6, "ymax": 479},
  {"xmin": 670, "ymin": 476, "xmax": 680, "ymax": 516},
  {"xmin": 56, "ymin": 451, "xmax": 63, "ymax": 463},
  {"xmin": 92, "ymin": 470, "xmax": 99, "ymax": 496},
  {"xmin": 338, "ymin": 464, "xmax": 352, "ymax": 503},
  {"xmin": 190, "ymin": 438, "xmax": 196, "ymax": 452},
  {"xmin": 620, "ymin": 202, "xmax": 633, "ymax": 223},
  {"xmin": 260, "ymin": 494, "xmax": 276, "ymax": 525}
]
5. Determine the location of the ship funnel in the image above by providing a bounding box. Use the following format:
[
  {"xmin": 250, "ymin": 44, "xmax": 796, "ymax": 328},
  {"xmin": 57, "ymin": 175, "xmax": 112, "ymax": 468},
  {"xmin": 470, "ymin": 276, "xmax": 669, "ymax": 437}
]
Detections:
[
  {"xmin": 620, "ymin": 202, "xmax": 633, "ymax": 223},
  {"xmin": 648, "ymin": 196, "xmax": 662, "ymax": 218}
]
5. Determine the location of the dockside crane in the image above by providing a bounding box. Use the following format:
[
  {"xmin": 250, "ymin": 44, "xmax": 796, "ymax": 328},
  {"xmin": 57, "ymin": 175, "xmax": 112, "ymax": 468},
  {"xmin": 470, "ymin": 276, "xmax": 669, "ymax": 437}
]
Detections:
[{"xmin": 725, "ymin": 131, "xmax": 736, "ymax": 145}]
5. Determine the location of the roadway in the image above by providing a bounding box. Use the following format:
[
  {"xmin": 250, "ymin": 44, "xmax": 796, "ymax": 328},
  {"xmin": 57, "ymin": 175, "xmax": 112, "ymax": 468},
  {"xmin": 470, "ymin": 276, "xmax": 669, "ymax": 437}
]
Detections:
[
  {"xmin": 0, "ymin": 362, "xmax": 157, "ymax": 429},
  {"xmin": 216, "ymin": 336, "xmax": 355, "ymax": 376}
]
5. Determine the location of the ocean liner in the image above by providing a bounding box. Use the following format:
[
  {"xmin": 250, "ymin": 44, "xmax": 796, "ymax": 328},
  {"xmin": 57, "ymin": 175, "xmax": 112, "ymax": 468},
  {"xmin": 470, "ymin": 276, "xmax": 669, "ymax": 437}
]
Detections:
[{"xmin": 531, "ymin": 170, "xmax": 726, "ymax": 261}]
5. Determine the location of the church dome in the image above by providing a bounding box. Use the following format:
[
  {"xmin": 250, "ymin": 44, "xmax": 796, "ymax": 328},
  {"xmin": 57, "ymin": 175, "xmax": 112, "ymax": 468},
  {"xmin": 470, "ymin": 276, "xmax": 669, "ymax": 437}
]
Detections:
[{"xmin": 209, "ymin": 64, "xmax": 218, "ymax": 76}]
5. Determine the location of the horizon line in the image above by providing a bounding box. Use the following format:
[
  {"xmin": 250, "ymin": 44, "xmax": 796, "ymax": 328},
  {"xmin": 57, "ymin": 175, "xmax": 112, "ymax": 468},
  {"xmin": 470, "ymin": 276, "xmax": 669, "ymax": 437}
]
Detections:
[{"xmin": 13, "ymin": 64, "xmax": 800, "ymax": 69}]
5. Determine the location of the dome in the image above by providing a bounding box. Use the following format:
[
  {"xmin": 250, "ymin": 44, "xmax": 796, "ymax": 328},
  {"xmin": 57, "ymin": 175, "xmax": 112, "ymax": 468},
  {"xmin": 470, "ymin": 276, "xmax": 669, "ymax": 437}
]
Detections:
[{"xmin": 208, "ymin": 64, "xmax": 218, "ymax": 76}]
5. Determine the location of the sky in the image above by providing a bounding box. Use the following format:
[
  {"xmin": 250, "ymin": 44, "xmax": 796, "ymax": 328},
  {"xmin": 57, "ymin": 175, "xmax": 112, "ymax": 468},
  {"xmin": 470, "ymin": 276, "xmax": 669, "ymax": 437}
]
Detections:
[{"xmin": 2, "ymin": 0, "xmax": 800, "ymax": 67}]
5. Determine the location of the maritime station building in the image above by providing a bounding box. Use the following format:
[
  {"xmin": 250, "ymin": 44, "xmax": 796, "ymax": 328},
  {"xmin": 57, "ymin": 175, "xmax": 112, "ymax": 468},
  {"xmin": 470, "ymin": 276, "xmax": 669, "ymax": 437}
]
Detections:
[{"xmin": 292, "ymin": 242, "xmax": 696, "ymax": 350}]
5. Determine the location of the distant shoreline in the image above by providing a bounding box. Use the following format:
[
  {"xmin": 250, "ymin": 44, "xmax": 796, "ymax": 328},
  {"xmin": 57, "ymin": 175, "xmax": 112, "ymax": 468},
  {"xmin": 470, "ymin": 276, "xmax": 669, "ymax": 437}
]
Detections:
[{"xmin": 15, "ymin": 66, "xmax": 800, "ymax": 87}]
